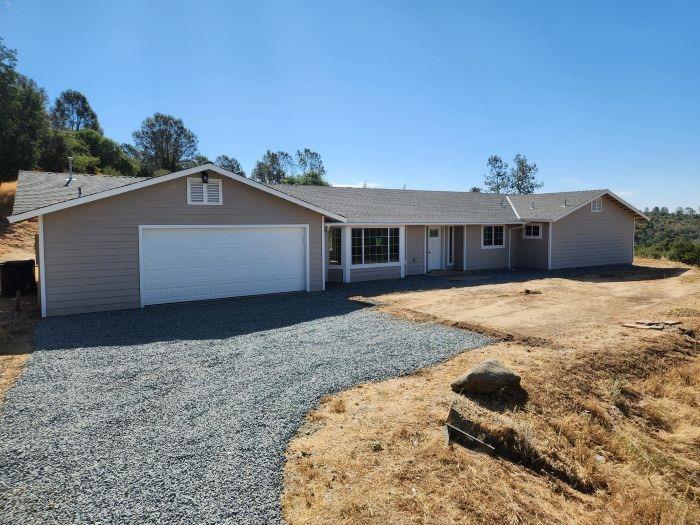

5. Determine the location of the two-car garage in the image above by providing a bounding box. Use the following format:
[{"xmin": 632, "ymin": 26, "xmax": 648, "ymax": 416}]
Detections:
[{"xmin": 138, "ymin": 225, "xmax": 309, "ymax": 306}]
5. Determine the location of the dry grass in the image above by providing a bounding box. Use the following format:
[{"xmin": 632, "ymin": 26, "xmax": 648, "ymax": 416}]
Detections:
[
  {"xmin": 0, "ymin": 180, "xmax": 37, "ymax": 262},
  {"xmin": 0, "ymin": 294, "xmax": 37, "ymax": 402},
  {"xmin": 283, "ymin": 260, "xmax": 700, "ymax": 525}
]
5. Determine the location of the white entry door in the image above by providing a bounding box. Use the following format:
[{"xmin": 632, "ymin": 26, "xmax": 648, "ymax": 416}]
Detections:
[
  {"xmin": 427, "ymin": 227, "xmax": 442, "ymax": 270},
  {"xmin": 140, "ymin": 226, "xmax": 307, "ymax": 306}
]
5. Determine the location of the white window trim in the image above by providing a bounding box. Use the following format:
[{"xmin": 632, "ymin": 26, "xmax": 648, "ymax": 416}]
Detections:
[
  {"xmin": 187, "ymin": 177, "xmax": 223, "ymax": 205},
  {"xmin": 522, "ymin": 223, "xmax": 543, "ymax": 239},
  {"xmin": 591, "ymin": 197, "xmax": 602, "ymax": 213},
  {"xmin": 481, "ymin": 224, "xmax": 505, "ymax": 249},
  {"xmin": 350, "ymin": 226, "xmax": 401, "ymax": 267}
]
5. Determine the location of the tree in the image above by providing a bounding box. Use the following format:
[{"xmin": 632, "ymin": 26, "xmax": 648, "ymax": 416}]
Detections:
[
  {"xmin": 130, "ymin": 113, "xmax": 199, "ymax": 174},
  {"xmin": 484, "ymin": 155, "xmax": 510, "ymax": 194},
  {"xmin": 215, "ymin": 154, "xmax": 246, "ymax": 177},
  {"xmin": 50, "ymin": 89, "xmax": 102, "ymax": 133},
  {"xmin": 284, "ymin": 149, "xmax": 329, "ymax": 185},
  {"xmin": 295, "ymin": 149, "xmax": 325, "ymax": 177},
  {"xmin": 0, "ymin": 38, "xmax": 50, "ymax": 182},
  {"xmin": 469, "ymin": 186, "xmax": 482, "ymax": 192},
  {"xmin": 508, "ymin": 154, "xmax": 542, "ymax": 194},
  {"xmin": 685, "ymin": 207, "xmax": 696, "ymax": 216},
  {"xmin": 251, "ymin": 150, "xmax": 292, "ymax": 184},
  {"xmin": 39, "ymin": 128, "xmax": 139, "ymax": 176}
]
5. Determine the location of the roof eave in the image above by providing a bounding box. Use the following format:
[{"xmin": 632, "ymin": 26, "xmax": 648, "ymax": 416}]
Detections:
[{"xmin": 8, "ymin": 164, "xmax": 348, "ymax": 224}]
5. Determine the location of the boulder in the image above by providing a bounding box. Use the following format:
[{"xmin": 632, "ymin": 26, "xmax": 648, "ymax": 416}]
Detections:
[{"xmin": 451, "ymin": 359, "xmax": 521, "ymax": 394}]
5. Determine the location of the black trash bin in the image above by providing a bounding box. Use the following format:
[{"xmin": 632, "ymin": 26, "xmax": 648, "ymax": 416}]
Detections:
[{"xmin": 0, "ymin": 259, "xmax": 36, "ymax": 297}]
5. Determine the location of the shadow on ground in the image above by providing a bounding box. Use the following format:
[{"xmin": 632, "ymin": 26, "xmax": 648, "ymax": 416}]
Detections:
[{"xmin": 35, "ymin": 263, "xmax": 687, "ymax": 350}]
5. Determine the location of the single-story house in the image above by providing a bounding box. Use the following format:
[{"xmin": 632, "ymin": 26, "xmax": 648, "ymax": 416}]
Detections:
[{"xmin": 8, "ymin": 164, "xmax": 649, "ymax": 317}]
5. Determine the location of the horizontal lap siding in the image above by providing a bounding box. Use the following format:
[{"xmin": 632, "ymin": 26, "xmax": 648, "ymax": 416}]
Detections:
[
  {"xmin": 551, "ymin": 195, "xmax": 634, "ymax": 269},
  {"xmin": 350, "ymin": 266, "xmax": 401, "ymax": 282},
  {"xmin": 512, "ymin": 223, "xmax": 549, "ymax": 269},
  {"xmin": 43, "ymin": 176, "xmax": 323, "ymax": 316},
  {"xmin": 465, "ymin": 225, "xmax": 510, "ymax": 270},
  {"xmin": 405, "ymin": 226, "xmax": 425, "ymax": 275}
]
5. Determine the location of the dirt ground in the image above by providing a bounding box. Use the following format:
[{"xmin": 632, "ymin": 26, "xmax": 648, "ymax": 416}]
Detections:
[
  {"xmin": 0, "ymin": 180, "xmax": 37, "ymax": 262},
  {"xmin": 283, "ymin": 259, "xmax": 700, "ymax": 525},
  {"xmin": 0, "ymin": 294, "xmax": 37, "ymax": 402}
]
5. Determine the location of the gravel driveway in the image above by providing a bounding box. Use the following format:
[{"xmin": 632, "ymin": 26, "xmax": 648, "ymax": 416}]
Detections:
[{"xmin": 0, "ymin": 283, "xmax": 491, "ymax": 524}]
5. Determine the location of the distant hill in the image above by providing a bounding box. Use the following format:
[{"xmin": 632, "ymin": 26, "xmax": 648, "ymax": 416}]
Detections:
[{"xmin": 635, "ymin": 210, "xmax": 700, "ymax": 265}]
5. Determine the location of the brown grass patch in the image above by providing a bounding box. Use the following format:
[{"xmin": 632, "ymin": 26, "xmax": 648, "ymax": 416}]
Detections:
[
  {"xmin": 0, "ymin": 294, "xmax": 37, "ymax": 402},
  {"xmin": 283, "ymin": 261, "xmax": 700, "ymax": 524},
  {"xmin": 0, "ymin": 180, "xmax": 37, "ymax": 262}
]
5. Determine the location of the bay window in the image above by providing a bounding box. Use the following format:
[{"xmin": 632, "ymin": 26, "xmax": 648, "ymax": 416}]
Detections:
[{"xmin": 351, "ymin": 227, "xmax": 400, "ymax": 265}]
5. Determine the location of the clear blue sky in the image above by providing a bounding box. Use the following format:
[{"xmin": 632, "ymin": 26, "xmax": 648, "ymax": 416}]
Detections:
[{"xmin": 2, "ymin": 0, "xmax": 699, "ymax": 209}]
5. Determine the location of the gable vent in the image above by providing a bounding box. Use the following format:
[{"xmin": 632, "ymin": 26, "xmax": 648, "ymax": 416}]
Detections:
[{"xmin": 187, "ymin": 177, "xmax": 222, "ymax": 205}]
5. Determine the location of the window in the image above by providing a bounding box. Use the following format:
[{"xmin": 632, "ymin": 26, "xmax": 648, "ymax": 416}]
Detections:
[
  {"xmin": 351, "ymin": 227, "xmax": 400, "ymax": 265},
  {"xmin": 328, "ymin": 228, "xmax": 342, "ymax": 265},
  {"xmin": 429, "ymin": 228, "xmax": 439, "ymax": 238},
  {"xmin": 523, "ymin": 223, "xmax": 542, "ymax": 239},
  {"xmin": 591, "ymin": 197, "xmax": 602, "ymax": 212},
  {"xmin": 188, "ymin": 178, "xmax": 222, "ymax": 205},
  {"xmin": 447, "ymin": 226, "xmax": 454, "ymax": 264},
  {"xmin": 481, "ymin": 225, "xmax": 504, "ymax": 249}
]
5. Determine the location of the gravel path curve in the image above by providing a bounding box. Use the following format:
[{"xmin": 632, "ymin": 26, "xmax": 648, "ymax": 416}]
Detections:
[{"xmin": 0, "ymin": 286, "xmax": 491, "ymax": 524}]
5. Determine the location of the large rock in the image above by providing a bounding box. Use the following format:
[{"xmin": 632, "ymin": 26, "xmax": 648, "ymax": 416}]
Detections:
[{"xmin": 451, "ymin": 359, "xmax": 521, "ymax": 394}]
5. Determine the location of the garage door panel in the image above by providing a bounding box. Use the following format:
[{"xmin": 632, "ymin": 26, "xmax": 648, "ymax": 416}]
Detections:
[{"xmin": 140, "ymin": 226, "xmax": 306, "ymax": 306}]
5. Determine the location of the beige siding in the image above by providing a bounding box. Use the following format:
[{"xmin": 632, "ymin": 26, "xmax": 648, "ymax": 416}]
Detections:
[
  {"xmin": 350, "ymin": 266, "xmax": 401, "ymax": 282},
  {"xmin": 327, "ymin": 268, "xmax": 343, "ymax": 283},
  {"xmin": 512, "ymin": 222, "xmax": 549, "ymax": 269},
  {"xmin": 464, "ymin": 225, "xmax": 511, "ymax": 270},
  {"xmin": 43, "ymin": 175, "xmax": 324, "ymax": 316},
  {"xmin": 551, "ymin": 195, "xmax": 634, "ymax": 269},
  {"xmin": 405, "ymin": 225, "xmax": 425, "ymax": 275}
]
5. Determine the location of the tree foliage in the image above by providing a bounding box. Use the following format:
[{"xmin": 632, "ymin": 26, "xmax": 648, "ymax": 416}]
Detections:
[
  {"xmin": 0, "ymin": 38, "xmax": 49, "ymax": 182},
  {"xmin": 483, "ymin": 154, "xmax": 543, "ymax": 194},
  {"xmin": 251, "ymin": 149, "xmax": 329, "ymax": 185},
  {"xmin": 130, "ymin": 113, "xmax": 199, "ymax": 174},
  {"xmin": 635, "ymin": 208, "xmax": 700, "ymax": 265},
  {"xmin": 469, "ymin": 186, "xmax": 482, "ymax": 192},
  {"xmin": 484, "ymin": 155, "xmax": 509, "ymax": 193},
  {"xmin": 509, "ymin": 154, "xmax": 542, "ymax": 194},
  {"xmin": 215, "ymin": 155, "xmax": 246, "ymax": 177},
  {"xmin": 50, "ymin": 89, "xmax": 102, "ymax": 133}
]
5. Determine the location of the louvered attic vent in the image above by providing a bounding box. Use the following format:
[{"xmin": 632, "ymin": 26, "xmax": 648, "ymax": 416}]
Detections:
[{"xmin": 187, "ymin": 177, "xmax": 222, "ymax": 205}]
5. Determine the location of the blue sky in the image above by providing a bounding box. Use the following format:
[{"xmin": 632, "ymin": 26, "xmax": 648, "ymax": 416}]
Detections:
[{"xmin": 2, "ymin": 1, "xmax": 698, "ymax": 209}]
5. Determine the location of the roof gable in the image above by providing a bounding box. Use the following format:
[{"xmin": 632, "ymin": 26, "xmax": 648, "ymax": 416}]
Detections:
[{"xmin": 8, "ymin": 164, "xmax": 347, "ymax": 223}]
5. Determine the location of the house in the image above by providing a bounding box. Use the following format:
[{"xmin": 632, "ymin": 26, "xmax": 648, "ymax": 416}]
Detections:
[{"xmin": 8, "ymin": 164, "xmax": 649, "ymax": 317}]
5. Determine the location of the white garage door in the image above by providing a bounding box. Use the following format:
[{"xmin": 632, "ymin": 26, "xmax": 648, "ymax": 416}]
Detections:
[{"xmin": 140, "ymin": 226, "xmax": 307, "ymax": 306}]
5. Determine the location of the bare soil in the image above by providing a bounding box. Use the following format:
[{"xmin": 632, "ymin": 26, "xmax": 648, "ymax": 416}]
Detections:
[
  {"xmin": 0, "ymin": 180, "xmax": 37, "ymax": 262},
  {"xmin": 282, "ymin": 259, "xmax": 700, "ymax": 525},
  {"xmin": 0, "ymin": 294, "xmax": 36, "ymax": 402}
]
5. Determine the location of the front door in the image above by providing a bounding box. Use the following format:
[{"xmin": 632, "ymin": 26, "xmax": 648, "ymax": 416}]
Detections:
[{"xmin": 427, "ymin": 227, "xmax": 442, "ymax": 270}]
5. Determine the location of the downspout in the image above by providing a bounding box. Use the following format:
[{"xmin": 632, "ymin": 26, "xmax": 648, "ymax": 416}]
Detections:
[{"xmin": 508, "ymin": 225, "xmax": 525, "ymax": 269}]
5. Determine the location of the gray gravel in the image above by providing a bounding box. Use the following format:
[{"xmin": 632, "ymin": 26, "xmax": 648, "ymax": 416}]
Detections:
[{"xmin": 0, "ymin": 286, "xmax": 492, "ymax": 524}]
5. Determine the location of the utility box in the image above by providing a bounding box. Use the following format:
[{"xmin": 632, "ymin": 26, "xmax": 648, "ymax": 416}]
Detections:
[{"xmin": 0, "ymin": 259, "xmax": 36, "ymax": 297}]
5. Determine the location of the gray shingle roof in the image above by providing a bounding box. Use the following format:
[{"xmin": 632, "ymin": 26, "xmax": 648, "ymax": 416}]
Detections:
[
  {"xmin": 10, "ymin": 170, "xmax": 644, "ymax": 224},
  {"xmin": 11, "ymin": 171, "xmax": 148, "ymax": 216},
  {"xmin": 271, "ymin": 185, "xmax": 519, "ymax": 223},
  {"xmin": 508, "ymin": 190, "xmax": 608, "ymax": 221}
]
